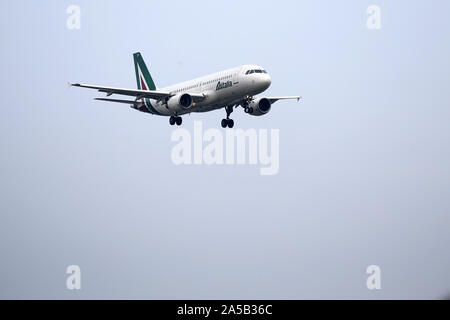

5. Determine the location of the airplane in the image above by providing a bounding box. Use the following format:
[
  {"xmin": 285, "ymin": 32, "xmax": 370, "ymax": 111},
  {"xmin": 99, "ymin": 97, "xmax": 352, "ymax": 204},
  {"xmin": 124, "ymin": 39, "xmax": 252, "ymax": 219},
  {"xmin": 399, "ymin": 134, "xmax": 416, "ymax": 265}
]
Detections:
[{"xmin": 70, "ymin": 52, "xmax": 301, "ymax": 128}]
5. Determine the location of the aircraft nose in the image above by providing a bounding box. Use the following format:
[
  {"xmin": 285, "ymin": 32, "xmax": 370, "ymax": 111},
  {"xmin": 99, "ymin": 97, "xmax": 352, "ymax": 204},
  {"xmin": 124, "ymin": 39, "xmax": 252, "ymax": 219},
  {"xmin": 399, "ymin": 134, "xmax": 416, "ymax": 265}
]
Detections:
[
  {"xmin": 262, "ymin": 74, "xmax": 271, "ymax": 89},
  {"xmin": 264, "ymin": 74, "xmax": 272, "ymax": 88}
]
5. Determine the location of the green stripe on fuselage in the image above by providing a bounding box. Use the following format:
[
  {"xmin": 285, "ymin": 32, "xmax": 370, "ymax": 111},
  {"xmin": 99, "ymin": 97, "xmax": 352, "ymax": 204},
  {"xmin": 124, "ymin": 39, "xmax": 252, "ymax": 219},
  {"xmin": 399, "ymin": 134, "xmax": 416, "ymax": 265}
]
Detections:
[{"xmin": 144, "ymin": 98, "xmax": 162, "ymax": 115}]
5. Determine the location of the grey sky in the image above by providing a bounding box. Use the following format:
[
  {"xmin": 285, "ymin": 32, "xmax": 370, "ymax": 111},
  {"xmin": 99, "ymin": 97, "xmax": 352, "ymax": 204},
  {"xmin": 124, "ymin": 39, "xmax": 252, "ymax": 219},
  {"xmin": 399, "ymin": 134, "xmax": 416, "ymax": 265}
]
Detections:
[{"xmin": 0, "ymin": 0, "xmax": 449, "ymax": 299}]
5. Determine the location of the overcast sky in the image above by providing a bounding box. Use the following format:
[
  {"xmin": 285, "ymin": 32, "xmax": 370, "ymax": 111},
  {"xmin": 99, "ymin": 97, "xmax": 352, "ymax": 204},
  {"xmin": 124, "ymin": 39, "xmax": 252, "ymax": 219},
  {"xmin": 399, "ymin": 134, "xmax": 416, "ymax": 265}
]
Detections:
[{"xmin": 0, "ymin": 0, "xmax": 449, "ymax": 299}]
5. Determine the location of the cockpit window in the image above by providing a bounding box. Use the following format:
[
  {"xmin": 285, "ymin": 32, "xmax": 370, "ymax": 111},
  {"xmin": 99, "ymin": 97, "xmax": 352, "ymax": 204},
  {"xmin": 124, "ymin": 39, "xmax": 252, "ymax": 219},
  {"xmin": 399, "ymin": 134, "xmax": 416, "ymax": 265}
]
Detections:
[{"xmin": 246, "ymin": 69, "xmax": 268, "ymax": 75}]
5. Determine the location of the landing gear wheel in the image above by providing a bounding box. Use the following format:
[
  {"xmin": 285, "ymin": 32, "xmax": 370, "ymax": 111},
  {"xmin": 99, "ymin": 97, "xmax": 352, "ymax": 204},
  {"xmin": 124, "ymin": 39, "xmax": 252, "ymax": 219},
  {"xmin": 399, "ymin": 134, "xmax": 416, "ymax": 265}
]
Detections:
[
  {"xmin": 244, "ymin": 107, "xmax": 249, "ymax": 113},
  {"xmin": 248, "ymin": 107, "xmax": 254, "ymax": 114},
  {"xmin": 175, "ymin": 117, "xmax": 182, "ymax": 126},
  {"xmin": 222, "ymin": 105, "xmax": 235, "ymax": 128},
  {"xmin": 169, "ymin": 116, "xmax": 176, "ymax": 125}
]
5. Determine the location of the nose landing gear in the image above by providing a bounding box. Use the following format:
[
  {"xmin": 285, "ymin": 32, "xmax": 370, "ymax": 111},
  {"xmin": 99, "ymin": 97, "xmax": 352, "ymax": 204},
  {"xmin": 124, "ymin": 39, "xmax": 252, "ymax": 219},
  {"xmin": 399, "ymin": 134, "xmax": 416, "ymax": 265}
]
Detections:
[
  {"xmin": 242, "ymin": 95, "xmax": 254, "ymax": 114},
  {"xmin": 221, "ymin": 105, "xmax": 234, "ymax": 128}
]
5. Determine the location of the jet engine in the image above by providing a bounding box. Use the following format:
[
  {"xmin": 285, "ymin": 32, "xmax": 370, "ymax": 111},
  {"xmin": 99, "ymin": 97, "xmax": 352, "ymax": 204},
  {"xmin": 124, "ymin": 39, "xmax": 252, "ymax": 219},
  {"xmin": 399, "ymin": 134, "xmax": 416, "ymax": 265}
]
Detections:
[
  {"xmin": 247, "ymin": 97, "xmax": 271, "ymax": 116},
  {"xmin": 167, "ymin": 93, "xmax": 193, "ymax": 110}
]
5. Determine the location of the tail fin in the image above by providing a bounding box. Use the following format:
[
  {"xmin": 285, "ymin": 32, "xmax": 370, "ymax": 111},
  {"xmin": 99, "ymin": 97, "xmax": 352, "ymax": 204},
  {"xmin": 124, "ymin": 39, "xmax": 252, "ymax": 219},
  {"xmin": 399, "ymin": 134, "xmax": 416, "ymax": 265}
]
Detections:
[{"xmin": 133, "ymin": 52, "xmax": 157, "ymax": 91}]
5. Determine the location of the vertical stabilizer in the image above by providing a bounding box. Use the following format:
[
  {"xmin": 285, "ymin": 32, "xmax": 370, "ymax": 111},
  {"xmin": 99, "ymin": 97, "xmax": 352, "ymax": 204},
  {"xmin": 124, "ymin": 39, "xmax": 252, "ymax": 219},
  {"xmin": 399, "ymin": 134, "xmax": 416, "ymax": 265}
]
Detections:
[{"xmin": 133, "ymin": 52, "xmax": 157, "ymax": 91}]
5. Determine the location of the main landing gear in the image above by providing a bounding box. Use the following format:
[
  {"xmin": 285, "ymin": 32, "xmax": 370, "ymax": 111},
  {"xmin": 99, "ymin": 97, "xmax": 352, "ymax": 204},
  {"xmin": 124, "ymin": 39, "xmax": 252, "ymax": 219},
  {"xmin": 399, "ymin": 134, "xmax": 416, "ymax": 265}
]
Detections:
[
  {"xmin": 169, "ymin": 116, "xmax": 182, "ymax": 126},
  {"xmin": 221, "ymin": 105, "xmax": 234, "ymax": 128}
]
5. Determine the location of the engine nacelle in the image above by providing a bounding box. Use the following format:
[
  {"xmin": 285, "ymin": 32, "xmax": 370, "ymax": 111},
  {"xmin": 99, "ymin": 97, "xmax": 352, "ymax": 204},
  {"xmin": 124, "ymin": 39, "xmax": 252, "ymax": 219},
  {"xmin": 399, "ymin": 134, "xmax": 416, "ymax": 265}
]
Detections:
[
  {"xmin": 167, "ymin": 93, "xmax": 193, "ymax": 110},
  {"xmin": 248, "ymin": 97, "xmax": 271, "ymax": 116}
]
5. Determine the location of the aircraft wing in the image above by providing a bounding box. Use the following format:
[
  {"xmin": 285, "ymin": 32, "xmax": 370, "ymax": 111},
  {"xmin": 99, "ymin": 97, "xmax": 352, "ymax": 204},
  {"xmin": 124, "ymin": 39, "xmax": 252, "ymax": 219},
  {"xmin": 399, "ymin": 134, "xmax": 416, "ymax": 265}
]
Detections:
[
  {"xmin": 70, "ymin": 83, "xmax": 206, "ymax": 103},
  {"xmin": 266, "ymin": 96, "xmax": 302, "ymax": 104},
  {"xmin": 187, "ymin": 93, "xmax": 206, "ymax": 102},
  {"xmin": 70, "ymin": 83, "xmax": 171, "ymax": 100}
]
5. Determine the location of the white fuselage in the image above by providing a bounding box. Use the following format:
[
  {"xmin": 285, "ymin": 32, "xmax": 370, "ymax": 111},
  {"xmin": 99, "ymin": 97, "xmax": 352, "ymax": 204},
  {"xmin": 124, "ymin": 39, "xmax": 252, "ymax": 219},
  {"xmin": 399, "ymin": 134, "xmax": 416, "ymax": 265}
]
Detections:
[{"xmin": 140, "ymin": 64, "xmax": 271, "ymax": 116}]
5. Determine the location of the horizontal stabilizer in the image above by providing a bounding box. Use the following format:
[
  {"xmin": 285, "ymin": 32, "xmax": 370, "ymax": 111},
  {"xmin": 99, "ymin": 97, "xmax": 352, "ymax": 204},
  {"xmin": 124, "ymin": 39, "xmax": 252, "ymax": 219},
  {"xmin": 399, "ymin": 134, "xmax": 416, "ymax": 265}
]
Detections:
[{"xmin": 94, "ymin": 98, "xmax": 139, "ymax": 105}]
